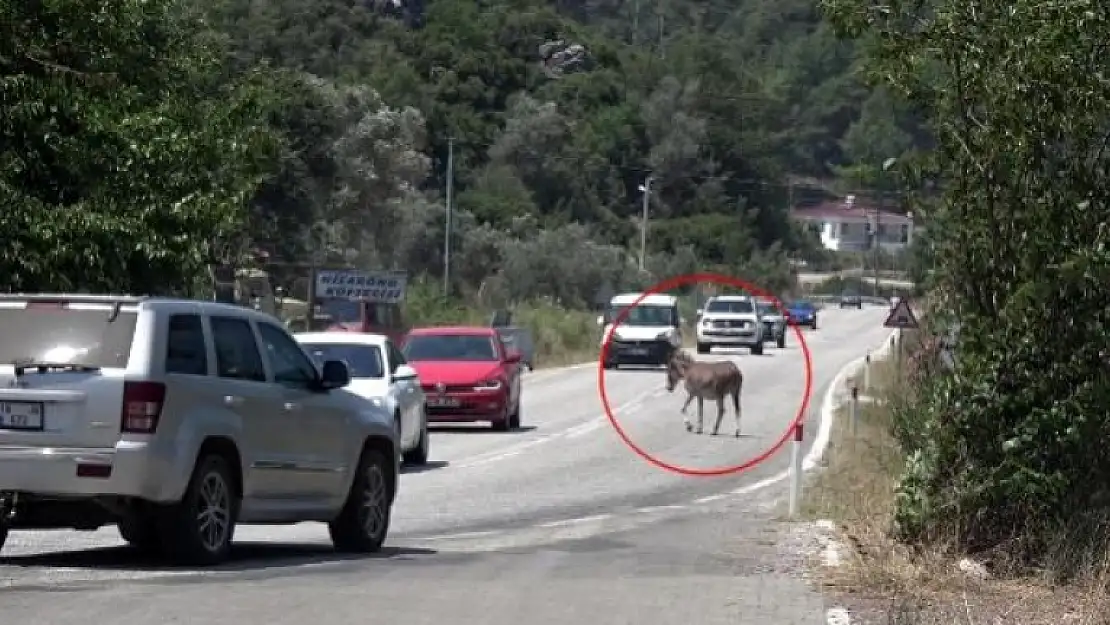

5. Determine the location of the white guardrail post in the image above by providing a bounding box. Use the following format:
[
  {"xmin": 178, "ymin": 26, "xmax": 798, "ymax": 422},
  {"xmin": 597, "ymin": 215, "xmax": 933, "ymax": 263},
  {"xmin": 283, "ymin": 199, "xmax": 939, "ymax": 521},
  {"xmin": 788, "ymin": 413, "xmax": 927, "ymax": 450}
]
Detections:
[
  {"xmin": 850, "ymin": 384, "xmax": 859, "ymax": 436},
  {"xmin": 788, "ymin": 422, "xmax": 803, "ymax": 517}
]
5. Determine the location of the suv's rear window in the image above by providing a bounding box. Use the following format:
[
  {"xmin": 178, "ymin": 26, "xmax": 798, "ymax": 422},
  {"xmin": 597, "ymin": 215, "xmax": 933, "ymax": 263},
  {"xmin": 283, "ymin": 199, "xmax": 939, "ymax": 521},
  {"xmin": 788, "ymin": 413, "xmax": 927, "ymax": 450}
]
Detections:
[{"xmin": 0, "ymin": 306, "xmax": 138, "ymax": 368}]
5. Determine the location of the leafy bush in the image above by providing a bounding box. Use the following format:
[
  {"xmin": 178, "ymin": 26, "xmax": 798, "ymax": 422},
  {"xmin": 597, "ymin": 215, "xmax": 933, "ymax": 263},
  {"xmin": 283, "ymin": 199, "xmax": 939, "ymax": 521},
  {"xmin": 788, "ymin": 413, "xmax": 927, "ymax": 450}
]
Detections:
[{"xmin": 824, "ymin": 0, "xmax": 1110, "ymax": 576}]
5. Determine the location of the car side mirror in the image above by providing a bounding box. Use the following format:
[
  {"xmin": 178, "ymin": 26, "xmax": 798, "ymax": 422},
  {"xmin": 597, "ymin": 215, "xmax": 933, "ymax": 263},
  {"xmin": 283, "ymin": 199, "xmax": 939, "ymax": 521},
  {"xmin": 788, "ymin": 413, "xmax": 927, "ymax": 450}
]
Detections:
[
  {"xmin": 695, "ymin": 308, "xmax": 703, "ymax": 317},
  {"xmin": 505, "ymin": 351, "xmax": 522, "ymax": 364},
  {"xmin": 391, "ymin": 364, "xmax": 418, "ymax": 383},
  {"xmin": 318, "ymin": 359, "xmax": 350, "ymax": 390}
]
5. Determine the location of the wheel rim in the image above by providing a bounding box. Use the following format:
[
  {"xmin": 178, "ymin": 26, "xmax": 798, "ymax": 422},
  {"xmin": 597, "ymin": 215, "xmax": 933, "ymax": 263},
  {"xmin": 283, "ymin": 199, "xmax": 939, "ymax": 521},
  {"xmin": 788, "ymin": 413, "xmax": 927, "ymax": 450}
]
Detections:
[
  {"xmin": 360, "ymin": 463, "xmax": 389, "ymax": 540},
  {"xmin": 196, "ymin": 471, "xmax": 231, "ymax": 552}
]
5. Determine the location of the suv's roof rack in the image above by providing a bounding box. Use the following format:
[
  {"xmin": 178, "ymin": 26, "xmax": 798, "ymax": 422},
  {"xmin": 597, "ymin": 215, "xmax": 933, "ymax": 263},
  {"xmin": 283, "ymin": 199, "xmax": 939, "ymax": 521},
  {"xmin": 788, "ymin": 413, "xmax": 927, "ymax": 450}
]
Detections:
[{"xmin": 0, "ymin": 293, "xmax": 148, "ymax": 305}]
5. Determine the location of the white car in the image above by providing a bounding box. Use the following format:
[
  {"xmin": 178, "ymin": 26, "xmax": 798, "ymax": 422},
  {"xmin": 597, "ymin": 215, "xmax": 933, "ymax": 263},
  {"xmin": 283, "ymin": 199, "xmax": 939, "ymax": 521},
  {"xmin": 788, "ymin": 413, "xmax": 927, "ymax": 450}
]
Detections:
[
  {"xmin": 0, "ymin": 294, "xmax": 399, "ymax": 565},
  {"xmin": 597, "ymin": 293, "xmax": 684, "ymax": 369},
  {"xmin": 695, "ymin": 295, "xmax": 764, "ymax": 355},
  {"xmin": 295, "ymin": 332, "xmax": 429, "ymax": 465}
]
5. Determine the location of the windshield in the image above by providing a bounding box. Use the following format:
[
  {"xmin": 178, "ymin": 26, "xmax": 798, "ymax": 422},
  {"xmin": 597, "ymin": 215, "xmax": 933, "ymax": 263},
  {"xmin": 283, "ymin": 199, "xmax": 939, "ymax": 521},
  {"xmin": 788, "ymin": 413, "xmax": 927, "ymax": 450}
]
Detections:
[
  {"xmin": 0, "ymin": 306, "xmax": 138, "ymax": 369},
  {"xmin": 403, "ymin": 334, "xmax": 499, "ymax": 361},
  {"xmin": 704, "ymin": 299, "xmax": 753, "ymax": 314},
  {"xmin": 788, "ymin": 301, "xmax": 815, "ymax": 311},
  {"xmin": 300, "ymin": 343, "xmax": 384, "ymax": 379},
  {"xmin": 606, "ymin": 304, "xmax": 677, "ymax": 327}
]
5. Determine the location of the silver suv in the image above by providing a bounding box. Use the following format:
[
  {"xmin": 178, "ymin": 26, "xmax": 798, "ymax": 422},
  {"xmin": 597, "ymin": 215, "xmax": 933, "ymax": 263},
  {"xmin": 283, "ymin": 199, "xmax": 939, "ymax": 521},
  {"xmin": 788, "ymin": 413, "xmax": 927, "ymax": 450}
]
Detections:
[{"xmin": 0, "ymin": 294, "xmax": 399, "ymax": 565}]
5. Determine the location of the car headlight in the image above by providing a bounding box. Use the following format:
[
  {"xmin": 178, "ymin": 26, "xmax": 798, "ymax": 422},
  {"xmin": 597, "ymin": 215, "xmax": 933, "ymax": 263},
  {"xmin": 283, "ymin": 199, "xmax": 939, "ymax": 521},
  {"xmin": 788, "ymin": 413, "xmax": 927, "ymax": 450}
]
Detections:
[
  {"xmin": 656, "ymin": 330, "xmax": 673, "ymax": 340},
  {"xmin": 474, "ymin": 379, "xmax": 503, "ymax": 391}
]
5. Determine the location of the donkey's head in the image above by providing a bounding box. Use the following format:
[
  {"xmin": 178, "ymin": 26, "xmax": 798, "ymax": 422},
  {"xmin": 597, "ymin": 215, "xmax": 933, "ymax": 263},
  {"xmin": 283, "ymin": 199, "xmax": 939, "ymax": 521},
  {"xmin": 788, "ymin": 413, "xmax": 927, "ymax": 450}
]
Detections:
[{"xmin": 665, "ymin": 350, "xmax": 691, "ymax": 392}]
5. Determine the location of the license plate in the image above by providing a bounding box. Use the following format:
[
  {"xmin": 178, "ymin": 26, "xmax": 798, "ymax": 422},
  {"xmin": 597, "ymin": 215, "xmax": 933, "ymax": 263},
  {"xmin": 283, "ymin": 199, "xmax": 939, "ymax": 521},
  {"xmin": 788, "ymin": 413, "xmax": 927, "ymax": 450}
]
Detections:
[
  {"xmin": 624, "ymin": 347, "xmax": 648, "ymax": 355},
  {"xmin": 0, "ymin": 401, "xmax": 44, "ymax": 431},
  {"xmin": 428, "ymin": 397, "xmax": 461, "ymax": 408}
]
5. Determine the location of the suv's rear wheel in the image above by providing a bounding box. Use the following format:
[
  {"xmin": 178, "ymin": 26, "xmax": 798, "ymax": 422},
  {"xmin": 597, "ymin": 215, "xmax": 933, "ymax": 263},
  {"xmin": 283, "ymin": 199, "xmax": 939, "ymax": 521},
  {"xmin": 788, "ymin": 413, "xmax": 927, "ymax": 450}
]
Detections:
[
  {"xmin": 330, "ymin": 447, "xmax": 393, "ymax": 553},
  {"xmin": 751, "ymin": 341, "xmax": 764, "ymax": 356},
  {"xmin": 159, "ymin": 454, "xmax": 238, "ymax": 565}
]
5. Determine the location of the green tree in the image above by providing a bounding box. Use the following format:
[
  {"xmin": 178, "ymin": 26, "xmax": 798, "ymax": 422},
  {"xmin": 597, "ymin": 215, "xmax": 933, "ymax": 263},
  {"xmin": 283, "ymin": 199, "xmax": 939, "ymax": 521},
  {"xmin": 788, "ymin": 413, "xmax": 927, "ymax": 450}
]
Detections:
[
  {"xmin": 823, "ymin": 0, "xmax": 1110, "ymax": 574},
  {"xmin": 1, "ymin": 0, "xmax": 276, "ymax": 293}
]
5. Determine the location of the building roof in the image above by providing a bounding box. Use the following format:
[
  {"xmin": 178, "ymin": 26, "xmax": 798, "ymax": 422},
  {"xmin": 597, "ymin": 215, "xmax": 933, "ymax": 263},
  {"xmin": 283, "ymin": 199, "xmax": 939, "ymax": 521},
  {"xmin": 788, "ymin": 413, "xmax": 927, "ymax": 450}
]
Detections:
[{"xmin": 791, "ymin": 195, "xmax": 913, "ymax": 226}]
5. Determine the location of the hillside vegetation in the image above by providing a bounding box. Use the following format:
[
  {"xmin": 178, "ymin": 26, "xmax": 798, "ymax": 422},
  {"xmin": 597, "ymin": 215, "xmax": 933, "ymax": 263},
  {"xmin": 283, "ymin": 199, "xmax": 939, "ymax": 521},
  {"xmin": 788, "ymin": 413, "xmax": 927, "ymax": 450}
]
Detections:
[{"xmin": 2, "ymin": 0, "xmax": 926, "ymax": 355}]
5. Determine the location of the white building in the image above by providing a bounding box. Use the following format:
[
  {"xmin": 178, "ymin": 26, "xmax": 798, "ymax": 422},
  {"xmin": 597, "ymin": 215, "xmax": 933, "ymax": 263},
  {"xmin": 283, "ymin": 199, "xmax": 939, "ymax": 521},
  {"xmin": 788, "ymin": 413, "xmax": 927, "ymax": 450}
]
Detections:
[{"xmin": 791, "ymin": 195, "xmax": 916, "ymax": 252}]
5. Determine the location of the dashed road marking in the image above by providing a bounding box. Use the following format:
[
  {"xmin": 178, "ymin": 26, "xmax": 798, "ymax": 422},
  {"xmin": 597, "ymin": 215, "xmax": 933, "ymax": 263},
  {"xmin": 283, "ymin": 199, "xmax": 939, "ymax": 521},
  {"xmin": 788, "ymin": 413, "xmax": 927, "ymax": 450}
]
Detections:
[{"xmin": 537, "ymin": 513, "xmax": 612, "ymax": 528}]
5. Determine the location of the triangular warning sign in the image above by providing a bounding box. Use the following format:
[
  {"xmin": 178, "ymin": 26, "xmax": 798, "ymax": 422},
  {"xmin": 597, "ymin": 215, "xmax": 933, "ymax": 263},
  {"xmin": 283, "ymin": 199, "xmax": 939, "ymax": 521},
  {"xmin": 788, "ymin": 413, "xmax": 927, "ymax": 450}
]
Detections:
[{"xmin": 884, "ymin": 299, "xmax": 920, "ymax": 329}]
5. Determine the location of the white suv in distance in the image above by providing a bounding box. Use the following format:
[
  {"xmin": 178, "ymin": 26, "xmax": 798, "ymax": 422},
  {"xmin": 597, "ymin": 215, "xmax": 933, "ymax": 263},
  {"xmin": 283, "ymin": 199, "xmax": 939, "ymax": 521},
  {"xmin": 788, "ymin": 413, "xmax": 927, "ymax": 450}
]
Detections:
[
  {"xmin": 0, "ymin": 294, "xmax": 399, "ymax": 565},
  {"xmin": 695, "ymin": 295, "xmax": 764, "ymax": 355}
]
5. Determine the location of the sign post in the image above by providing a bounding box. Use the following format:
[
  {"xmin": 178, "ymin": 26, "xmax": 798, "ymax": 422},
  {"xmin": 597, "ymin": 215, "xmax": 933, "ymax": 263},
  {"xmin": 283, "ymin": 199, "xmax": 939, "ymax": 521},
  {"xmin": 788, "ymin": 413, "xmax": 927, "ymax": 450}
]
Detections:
[{"xmin": 883, "ymin": 298, "xmax": 920, "ymax": 371}]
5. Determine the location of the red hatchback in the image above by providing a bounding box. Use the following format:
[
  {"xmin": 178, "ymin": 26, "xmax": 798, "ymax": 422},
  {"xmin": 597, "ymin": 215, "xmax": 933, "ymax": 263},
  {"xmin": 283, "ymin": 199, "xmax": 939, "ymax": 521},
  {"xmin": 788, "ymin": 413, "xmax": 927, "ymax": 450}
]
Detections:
[{"xmin": 400, "ymin": 326, "xmax": 524, "ymax": 431}]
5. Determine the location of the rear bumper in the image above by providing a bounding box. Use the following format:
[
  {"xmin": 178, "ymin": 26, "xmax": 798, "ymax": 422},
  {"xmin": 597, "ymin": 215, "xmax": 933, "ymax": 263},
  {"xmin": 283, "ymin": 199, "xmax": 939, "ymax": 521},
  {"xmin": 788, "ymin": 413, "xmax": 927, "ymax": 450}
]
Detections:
[{"xmin": 0, "ymin": 440, "xmax": 173, "ymax": 502}]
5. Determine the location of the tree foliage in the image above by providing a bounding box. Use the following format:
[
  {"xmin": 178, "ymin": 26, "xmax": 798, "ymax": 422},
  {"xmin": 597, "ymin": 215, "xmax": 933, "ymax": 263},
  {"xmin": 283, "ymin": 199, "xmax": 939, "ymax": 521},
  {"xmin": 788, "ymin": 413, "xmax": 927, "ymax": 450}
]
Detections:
[
  {"xmin": 822, "ymin": 0, "xmax": 1110, "ymax": 572},
  {"xmin": 208, "ymin": 0, "xmax": 928, "ymax": 301},
  {"xmin": 1, "ymin": 0, "xmax": 276, "ymax": 293}
]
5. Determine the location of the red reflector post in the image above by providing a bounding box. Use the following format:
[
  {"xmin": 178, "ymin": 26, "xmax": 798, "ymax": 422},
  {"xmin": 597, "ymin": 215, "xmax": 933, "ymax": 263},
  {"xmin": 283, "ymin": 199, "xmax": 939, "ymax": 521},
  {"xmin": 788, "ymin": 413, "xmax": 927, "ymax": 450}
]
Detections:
[{"xmin": 121, "ymin": 381, "xmax": 166, "ymax": 434}]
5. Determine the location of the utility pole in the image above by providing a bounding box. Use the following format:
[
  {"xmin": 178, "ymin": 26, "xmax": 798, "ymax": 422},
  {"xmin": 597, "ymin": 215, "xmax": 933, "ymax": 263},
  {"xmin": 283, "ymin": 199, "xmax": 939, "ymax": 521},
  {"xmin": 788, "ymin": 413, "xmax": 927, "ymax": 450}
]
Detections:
[
  {"xmin": 873, "ymin": 192, "xmax": 882, "ymax": 298},
  {"xmin": 443, "ymin": 137, "xmax": 454, "ymax": 298},
  {"xmin": 638, "ymin": 175, "xmax": 652, "ymax": 271}
]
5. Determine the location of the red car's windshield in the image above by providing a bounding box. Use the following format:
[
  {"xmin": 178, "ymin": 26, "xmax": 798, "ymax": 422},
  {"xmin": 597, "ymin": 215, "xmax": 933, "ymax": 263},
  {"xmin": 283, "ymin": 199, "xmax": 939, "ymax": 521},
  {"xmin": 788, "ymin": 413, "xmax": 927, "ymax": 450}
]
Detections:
[{"xmin": 403, "ymin": 334, "xmax": 499, "ymax": 361}]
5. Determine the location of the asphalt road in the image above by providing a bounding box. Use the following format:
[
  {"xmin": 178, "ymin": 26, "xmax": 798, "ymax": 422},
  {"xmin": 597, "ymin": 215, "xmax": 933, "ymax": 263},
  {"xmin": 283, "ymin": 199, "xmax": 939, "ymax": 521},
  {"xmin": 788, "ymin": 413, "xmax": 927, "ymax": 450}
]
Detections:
[{"xmin": 0, "ymin": 305, "xmax": 894, "ymax": 623}]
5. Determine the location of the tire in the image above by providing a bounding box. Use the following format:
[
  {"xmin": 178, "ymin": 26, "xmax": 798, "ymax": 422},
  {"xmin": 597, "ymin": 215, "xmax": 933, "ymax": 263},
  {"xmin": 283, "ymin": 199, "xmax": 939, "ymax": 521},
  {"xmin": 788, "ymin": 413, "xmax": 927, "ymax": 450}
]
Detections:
[
  {"xmin": 0, "ymin": 524, "xmax": 8, "ymax": 554},
  {"xmin": 329, "ymin": 447, "xmax": 393, "ymax": 553},
  {"xmin": 696, "ymin": 342, "xmax": 710, "ymax": 354},
  {"xmin": 751, "ymin": 341, "xmax": 764, "ymax": 356},
  {"xmin": 157, "ymin": 454, "xmax": 238, "ymax": 566},
  {"xmin": 508, "ymin": 396, "xmax": 522, "ymax": 430},
  {"xmin": 811, "ymin": 320, "xmax": 818, "ymax": 330},
  {"xmin": 491, "ymin": 404, "xmax": 511, "ymax": 431},
  {"xmin": 118, "ymin": 512, "xmax": 162, "ymax": 553},
  {"xmin": 776, "ymin": 333, "xmax": 786, "ymax": 349},
  {"xmin": 402, "ymin": 411, "xmax": 430, "ymax": 465}
]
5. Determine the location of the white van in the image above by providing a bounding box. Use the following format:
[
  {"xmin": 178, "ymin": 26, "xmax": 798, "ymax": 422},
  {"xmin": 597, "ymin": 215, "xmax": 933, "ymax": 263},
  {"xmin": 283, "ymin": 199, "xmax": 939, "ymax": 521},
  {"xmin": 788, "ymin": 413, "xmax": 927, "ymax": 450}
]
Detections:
[{"xmin": 596, "ymin": 293, "xmax": 683, "ymax": 369}]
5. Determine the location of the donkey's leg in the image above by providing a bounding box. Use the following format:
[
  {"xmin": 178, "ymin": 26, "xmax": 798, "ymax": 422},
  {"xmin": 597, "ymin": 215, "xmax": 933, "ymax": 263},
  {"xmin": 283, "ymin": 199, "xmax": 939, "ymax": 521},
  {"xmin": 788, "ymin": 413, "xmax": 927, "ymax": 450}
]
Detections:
[
  {"xmin": 696, "ymin": 397, "xmax": 705, "ymax": 434},
  {"xmin": 732, "ymin": 388, "xmax": 742, "ymax": 437},
  {"xmin": 711, "ymin": 397, "xmax": 725, "ymax": 436},
  {"xmin": 682, "ymin": 393, "xmax": 695, "ymax": 431}
]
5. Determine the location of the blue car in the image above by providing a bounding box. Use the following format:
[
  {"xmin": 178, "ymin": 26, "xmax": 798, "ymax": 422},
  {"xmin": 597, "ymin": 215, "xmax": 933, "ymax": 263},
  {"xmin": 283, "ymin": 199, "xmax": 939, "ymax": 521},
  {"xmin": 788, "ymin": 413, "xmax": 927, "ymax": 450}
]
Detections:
[{"xmin": 785, "ymin": 300, "xmax": 818, "ymax": 330}]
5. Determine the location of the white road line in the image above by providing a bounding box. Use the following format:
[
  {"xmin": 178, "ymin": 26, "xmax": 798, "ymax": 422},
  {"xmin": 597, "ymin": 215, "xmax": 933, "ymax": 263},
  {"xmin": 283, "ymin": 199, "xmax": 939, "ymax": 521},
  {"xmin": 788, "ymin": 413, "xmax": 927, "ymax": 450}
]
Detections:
[
  {"xmin": 416, "ymin": 530, "xmax": 498, "ymax": 541},
  {"xmin": 536, "ymin": 513, "xmax": 612, "ymax": 528},
  {"xmin": 636, "ymin": 505, "xmax": 687, "ymax": 514},
  {"xmin": 693, "ymin": 494, "xmax": 727, "ymax": 504}
]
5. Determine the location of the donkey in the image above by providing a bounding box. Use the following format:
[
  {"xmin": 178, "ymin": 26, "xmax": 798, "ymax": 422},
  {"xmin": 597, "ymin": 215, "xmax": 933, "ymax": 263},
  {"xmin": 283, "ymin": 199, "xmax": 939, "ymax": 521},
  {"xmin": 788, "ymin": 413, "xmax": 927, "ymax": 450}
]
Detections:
[{"xmin": 664, "ymin": 350, "xmax": 743, "ymax": 436}]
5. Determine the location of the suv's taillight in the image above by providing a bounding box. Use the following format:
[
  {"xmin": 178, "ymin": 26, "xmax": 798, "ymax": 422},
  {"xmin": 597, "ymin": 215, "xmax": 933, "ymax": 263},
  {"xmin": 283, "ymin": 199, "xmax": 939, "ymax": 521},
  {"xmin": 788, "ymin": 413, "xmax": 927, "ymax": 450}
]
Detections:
[{"xmin": 121, "ymin": 381, "xmax": 166, "ymax": 434}]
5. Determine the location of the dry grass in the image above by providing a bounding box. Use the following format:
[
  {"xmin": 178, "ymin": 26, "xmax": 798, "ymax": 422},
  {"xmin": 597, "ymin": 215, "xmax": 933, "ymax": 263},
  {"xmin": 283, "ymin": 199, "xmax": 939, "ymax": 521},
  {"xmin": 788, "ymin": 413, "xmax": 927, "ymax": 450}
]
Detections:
[{"xmin": 802, "ymin": 343, "xmax": 1110, "ymax": 624}]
